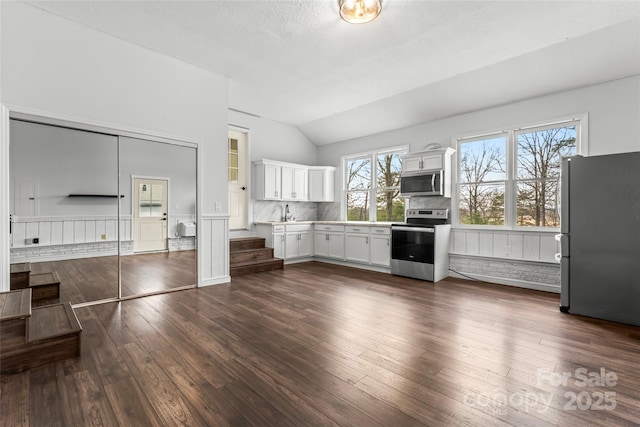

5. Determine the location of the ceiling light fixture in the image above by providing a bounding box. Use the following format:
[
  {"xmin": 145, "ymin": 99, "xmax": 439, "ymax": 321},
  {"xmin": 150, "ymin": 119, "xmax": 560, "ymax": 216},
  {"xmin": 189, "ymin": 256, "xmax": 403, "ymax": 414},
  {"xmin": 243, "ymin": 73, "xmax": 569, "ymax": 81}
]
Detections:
[{"xmin": 339, "ymin": 0, "xmax": 382, "ymax": 24}]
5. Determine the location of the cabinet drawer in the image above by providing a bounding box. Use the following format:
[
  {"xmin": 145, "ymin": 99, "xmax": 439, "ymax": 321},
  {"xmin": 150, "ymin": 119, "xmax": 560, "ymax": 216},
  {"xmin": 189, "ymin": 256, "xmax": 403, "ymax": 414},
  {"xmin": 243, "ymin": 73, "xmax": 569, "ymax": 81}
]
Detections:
[
  {"xmin": 273, "ymin": 225, "xmax": 285, "ymax": 233},
  {"xmin": 345, "ymin": 225, "xmax": 369, "ymax": 233},
  {"xmin": 285, "ymin": 224, "xmax": 312, "ymax": 232},
  {"xmin": 370, "ymin": 227, "xmax": 390, "ymax": 235},
  {"xmin": 314, "ymin": 224, "xmax": 345, "ymax": 232}
]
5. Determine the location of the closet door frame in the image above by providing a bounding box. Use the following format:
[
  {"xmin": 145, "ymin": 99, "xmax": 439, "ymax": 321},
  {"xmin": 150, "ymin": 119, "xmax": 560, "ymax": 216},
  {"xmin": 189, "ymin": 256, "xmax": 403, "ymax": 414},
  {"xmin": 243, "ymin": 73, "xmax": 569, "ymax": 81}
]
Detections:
[{"xmin": 1, "ymin": 107, "xmax": 200, "ymax": 304}]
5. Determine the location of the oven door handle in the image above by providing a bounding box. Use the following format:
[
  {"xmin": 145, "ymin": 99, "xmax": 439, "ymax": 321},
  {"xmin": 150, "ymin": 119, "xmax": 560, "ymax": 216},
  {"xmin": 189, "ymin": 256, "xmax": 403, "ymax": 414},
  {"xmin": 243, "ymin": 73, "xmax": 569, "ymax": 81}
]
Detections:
[{"xmin": 392, "ymin": 226, "xmax": 435, "ymax": 233}]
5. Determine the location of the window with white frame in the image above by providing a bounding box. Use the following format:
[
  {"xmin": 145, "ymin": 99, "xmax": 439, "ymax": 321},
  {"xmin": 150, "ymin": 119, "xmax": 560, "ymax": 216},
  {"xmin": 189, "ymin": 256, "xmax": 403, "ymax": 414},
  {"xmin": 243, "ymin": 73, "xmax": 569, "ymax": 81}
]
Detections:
[
  {"xmin": 344, "ymin": 147, "xmax": 407, "ymax": 222},
  {"xmin": 456, "ymin": 118, "xmax": 581, "ymax": 228}
]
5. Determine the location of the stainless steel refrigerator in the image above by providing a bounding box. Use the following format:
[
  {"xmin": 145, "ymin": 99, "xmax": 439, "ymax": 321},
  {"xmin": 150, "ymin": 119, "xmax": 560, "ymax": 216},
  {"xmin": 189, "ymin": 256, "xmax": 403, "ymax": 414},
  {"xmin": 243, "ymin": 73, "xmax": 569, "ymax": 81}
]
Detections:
[{"xmin": 559, "ymin": 152, "xmax": 640, "ymax": 326}]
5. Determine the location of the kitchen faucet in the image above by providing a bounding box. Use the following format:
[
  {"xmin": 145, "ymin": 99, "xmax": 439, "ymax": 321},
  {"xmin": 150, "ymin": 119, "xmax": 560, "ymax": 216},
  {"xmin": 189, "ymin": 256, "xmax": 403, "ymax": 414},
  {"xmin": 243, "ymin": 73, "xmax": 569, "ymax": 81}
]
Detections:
[{"xmin": 284, "ymin": 204, "xmax": 294, "ymax": 222}]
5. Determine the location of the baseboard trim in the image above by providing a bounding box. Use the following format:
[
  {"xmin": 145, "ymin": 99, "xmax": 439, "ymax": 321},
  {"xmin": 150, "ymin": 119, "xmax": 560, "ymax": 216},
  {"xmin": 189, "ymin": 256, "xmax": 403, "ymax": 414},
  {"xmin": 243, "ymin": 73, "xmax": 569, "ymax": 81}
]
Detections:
[{"xmin": 199, "ymin": 276, "xmax": 231, "ymax": 287}]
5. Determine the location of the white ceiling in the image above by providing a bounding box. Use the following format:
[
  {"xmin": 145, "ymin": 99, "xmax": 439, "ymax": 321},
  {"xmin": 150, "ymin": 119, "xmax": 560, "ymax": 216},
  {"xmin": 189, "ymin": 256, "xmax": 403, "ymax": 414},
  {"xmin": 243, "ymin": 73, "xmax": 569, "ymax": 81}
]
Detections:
[{"xmin": 25, "ymin": 0, "xmax": 640, "ymax": 145}]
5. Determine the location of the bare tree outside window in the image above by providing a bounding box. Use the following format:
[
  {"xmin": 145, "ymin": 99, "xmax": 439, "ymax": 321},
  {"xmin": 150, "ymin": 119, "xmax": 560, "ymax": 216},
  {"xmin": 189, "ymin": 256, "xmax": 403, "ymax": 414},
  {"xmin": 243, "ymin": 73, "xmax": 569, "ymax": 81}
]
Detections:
[
  {"xmin": 457, "ymin": 120, "xmax": 579, "ymax": 228},
  {"xmin": 458, "ymin": 136, "xmax": 506, "ymax": 225},
  {"xmin": 516, "ymin": 125, "xmax": 576, "ymax": 227},
  {"xmin": 345, "ymin": 157, "xmax": 371, "ymax": 220},
  {"xmin": 376, "ymin": 153, "xmax": 403, "ymax": 221},
  {"xmin": 344, "ymin": 148, "xmax": 406, "ymax": 221}
]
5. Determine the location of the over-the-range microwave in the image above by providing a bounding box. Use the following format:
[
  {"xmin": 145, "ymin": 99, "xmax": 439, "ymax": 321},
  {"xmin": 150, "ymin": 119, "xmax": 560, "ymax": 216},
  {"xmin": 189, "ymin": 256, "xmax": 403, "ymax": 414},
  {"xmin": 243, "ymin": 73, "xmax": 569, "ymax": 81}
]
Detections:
[{"xmin": 400, "ymin": 170, "xmax": 445, "ymax": 197}]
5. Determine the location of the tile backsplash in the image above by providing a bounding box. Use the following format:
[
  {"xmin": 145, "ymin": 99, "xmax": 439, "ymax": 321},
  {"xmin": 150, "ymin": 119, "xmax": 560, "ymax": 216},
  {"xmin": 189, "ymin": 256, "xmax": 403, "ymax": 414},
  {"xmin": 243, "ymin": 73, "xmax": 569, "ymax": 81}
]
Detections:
[
  {"xmin": 253, "ymin": 200, "xmax": 318, "ymax": 222},
  {"xmin": 252, "ymin": 197, "xmax": 450, "ymax": 223}
]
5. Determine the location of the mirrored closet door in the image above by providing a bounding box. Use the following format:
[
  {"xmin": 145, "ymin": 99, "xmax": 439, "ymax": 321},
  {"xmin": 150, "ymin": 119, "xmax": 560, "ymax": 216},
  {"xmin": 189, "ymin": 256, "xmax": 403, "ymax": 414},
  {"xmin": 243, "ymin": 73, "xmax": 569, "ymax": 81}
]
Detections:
[
  {"xmin": 118, "ymin": 136, "xmax": 197, "ymax": 298},
  {"xmin": 9, "ymin": 118, "xmax": 198, "ymax": 306},
  {"xmin": 10, "ymin": 120, "xmax": 120, "ymax": 305}
]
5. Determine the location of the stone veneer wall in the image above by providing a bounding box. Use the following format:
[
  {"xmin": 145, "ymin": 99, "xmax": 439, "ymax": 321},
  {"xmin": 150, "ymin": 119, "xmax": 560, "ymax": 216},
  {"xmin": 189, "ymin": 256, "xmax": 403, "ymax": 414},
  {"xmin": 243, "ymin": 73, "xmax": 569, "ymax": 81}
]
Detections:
[
  {"xmin": 10, "ymin": 237, "xmax": 195, "ymax": 263},
  {"xmin": 449, "ymin": 254, "xmax": 560, "ymax": 293}
]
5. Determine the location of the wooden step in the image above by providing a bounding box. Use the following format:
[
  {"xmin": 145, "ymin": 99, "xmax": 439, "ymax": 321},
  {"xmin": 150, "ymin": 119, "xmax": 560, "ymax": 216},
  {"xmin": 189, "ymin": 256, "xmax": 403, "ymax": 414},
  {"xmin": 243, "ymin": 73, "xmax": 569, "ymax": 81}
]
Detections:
[
  {"xmin": 230, "ymin": 237, "xmax": 266, "ymax": 252},
  {"xmin": 1, "ymin": 302, "xmax": 82, "ymax": 375},
  {"xmin": 230, "ymin": 247, "xmax": 275, "ymax": 264},
  {"xmin": 29, "ymin": 271, "xmax": 61, "ymax": 306},
  {"xmin": 230, "ymin": 258, "xmax": 284, "ymax": 277},
  {"xmin": 10, "ymin": 262, "xmax": 31, "ymax": 290},
  {"xmin": 0, "ymin": 289, "xmax": 32, "ymax": 353}
]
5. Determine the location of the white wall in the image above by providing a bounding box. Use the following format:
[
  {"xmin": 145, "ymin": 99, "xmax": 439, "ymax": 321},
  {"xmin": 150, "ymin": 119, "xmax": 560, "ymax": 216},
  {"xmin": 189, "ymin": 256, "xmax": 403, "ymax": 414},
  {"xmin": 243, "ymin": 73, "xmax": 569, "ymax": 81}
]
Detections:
[
  {"xmin": 229, "ymin": 110, "xmax": 317, "ymax": 165},
  {"xmin": 318, "ymin": 75, "xmax": 640, "ymax": 167},
  {"xmin": 1, "ymin": 2, "xmax": 230, "ymax": 289},
  {"xmin": 316, "ymin": 75, "xmax": 640, "ymax": 290}
]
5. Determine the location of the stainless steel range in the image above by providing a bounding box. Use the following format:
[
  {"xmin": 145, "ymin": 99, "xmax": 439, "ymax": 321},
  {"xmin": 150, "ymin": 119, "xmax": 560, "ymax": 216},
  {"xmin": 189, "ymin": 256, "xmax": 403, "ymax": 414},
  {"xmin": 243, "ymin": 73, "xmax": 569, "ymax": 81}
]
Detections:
[{"xmin": 390, "ymin": 208, "xmax": 451, "ymax": 282}]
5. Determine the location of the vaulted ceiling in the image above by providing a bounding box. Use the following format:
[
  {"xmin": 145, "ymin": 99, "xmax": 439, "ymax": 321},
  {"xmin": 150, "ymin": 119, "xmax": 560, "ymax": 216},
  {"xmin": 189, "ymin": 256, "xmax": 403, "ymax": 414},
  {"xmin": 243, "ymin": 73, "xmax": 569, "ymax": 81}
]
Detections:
[{"xmin": 25, "ymin": 1, "xmax": 640, "ymax": 145}]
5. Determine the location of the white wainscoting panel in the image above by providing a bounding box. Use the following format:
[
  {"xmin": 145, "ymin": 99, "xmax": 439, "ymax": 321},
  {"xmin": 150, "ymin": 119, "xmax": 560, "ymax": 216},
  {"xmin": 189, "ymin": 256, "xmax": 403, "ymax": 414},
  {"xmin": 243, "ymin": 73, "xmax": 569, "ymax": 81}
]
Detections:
[
  {"xmin": 200, "ymin": 214, "xmax": 230, "ymax": 286},
  {"xmin": 11, "ymin": 216, "xmax": 132, "ymax": 247},
  {"xmin": 450, "ymin": 228, "xmax": 559, "ymax": 263}
]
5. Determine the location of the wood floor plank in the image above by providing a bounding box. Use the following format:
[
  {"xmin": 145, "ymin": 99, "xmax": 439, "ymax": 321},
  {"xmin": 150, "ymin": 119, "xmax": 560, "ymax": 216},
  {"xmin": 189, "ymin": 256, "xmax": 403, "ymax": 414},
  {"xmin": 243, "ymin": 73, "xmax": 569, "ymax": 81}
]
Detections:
[
  {"xmin": 2, "ymin": 261, "xmax": 639, "ymax": 426},
  {"xmin": 149, "ymin": 345, "xmax": 248, "ymax": 426},
  {"xmin": 103, "ymin": 377, "xmax": 164, "ymax": 427},
  {"xmin": 64, "ymin": 369, "xmax": 118, "ymax": 426},
  {"xmin": 0, "ymin": 369, "xmax": 30, "ymax": 426},
  {"xmin": 27, "ymin": 364, "xmax": 73, "ymax": 427},
  {"xmin": 121, "ymin": 341, "xmax": 209, "ymax": 427}
]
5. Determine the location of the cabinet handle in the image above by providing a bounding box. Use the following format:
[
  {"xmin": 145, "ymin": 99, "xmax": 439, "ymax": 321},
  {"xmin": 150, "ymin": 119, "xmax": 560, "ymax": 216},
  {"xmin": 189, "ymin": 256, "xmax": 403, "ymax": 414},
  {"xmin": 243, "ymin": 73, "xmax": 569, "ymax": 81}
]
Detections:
[
  {"xmin": 326, "ymin": 234, "xmax": 329, "ymax": 240},
  {"xmin": 366, "ymin": 237, "xmax": 369, "ymax": 244},
  {"xmin": 387, "ymin": 238, "xmax": 390, "ymax": 246},
  {"xmin": 352, "ymin": 228, "xmax": 360, "ymax": 231}
]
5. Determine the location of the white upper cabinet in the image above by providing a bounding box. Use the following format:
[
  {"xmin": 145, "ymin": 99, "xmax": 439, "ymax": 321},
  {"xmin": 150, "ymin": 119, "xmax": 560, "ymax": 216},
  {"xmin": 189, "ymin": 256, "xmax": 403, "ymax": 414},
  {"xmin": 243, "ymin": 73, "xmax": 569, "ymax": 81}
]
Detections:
[
  {"xmin": 281, "ymin": 165, "xmax": 308, "ymax": 201},
  {"xmin": 254, "ymin": 161, "xmax": 282, "ymax": 200},
  {"xmin": 402, "ymin": 147, "xmax": 455, "ymax": 173},
  {"xmin": 255, "ymin": 160, "xmax": 334, "ymax": 202},
  {"xmin": 308, "ymin": 166, "xmax": 335, "ymax": 202}
]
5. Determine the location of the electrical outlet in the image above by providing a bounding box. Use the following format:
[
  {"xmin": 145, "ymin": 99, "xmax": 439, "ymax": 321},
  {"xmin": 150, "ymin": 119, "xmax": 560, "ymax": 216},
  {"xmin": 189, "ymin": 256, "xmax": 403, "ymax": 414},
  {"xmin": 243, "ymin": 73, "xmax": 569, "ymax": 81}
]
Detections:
[
  {"xmin": 215, "ymin": 202, "xmax": 222, "ymax": 212},
  {"xmin": 101, "ymin": 234, "xmax": 107, "ymax": 240}
]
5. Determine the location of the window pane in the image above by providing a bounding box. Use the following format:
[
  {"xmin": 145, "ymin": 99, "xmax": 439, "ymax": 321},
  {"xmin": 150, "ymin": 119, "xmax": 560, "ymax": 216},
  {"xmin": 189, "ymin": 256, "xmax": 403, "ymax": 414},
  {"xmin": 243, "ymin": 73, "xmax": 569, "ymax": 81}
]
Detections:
[
  {"xmin": 229, "ymin": 152, "xmax": 238, "ymax": 168},
  {"xmin": 516, "ymin": 125, "xmax": 576, "ymax": 180},
  {"xmin": 346, "ymin": 158, "xmax": 371, "ymax": 191},
  {"xmin": 229, "ymin": 138, "xmax": 238, "ymax": 151},
  {"xmin": 228, "ymin": 169, "xmax": 238, "ymax": 183},
  {"xmin": 376, "ymin": 153, "xmax": 402, "ymax": 189},
  {"xmin": 346, "ymin": 191, "xmax": 369, "ymax": 221},
  {"xmin": 376, "ymin": 190, "xmax": 404, "ymax": 222},
  {"xmin": 517, "ymin": 179, "xmax": 560, "ymax": 227},
  {"xmin": 458, "ymin": 183, "xmax": 505, "ymax": 225},
  {"xmin": 459, "ymin": 136, "xmax": 506, "ymax": 183}
]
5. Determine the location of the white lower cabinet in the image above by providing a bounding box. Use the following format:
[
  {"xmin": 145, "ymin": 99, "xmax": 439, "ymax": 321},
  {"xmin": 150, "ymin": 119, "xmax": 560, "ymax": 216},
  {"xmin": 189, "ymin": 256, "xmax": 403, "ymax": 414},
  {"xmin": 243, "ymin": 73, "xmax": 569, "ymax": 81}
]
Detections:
[
  {"xmin": 345, "ymin": 226, "xmax": 370, "ymax": 264},
  {"xmin": 313, "ymin": 224, "xmax": 344, "ymax": 260},
  {"xmin": 284, "ymin": 224, "xmax": 313, "ymax": 259},
  {"xmin": 273, "ymin": 232, "xmax": 285, "ymax": 259},
  {"xmin": 256, "ymin": 222, "xmax": 390, "ymax": 268},
  {"xmin": 370, "ymin": 227, "xmax": 391, "ymax": 267}
]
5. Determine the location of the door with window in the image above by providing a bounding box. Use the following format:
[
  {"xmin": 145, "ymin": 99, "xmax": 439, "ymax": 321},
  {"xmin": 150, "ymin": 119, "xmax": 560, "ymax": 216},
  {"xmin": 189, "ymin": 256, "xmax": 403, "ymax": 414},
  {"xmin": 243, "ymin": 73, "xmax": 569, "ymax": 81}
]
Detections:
[
  {"xmin": 133, "ymin": 178, "xmax": 168, "ymax": 252},
  {"xmin": 228, "ymin": 130, "xmax": 248, "ymax": 230}
]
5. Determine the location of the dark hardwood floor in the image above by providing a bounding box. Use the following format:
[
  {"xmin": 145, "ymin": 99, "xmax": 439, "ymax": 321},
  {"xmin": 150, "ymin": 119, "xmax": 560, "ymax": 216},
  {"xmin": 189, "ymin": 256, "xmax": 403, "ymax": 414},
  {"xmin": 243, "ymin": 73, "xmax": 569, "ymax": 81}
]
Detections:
[
  {"xmin": 2, "ymin": 261, "xmax": 639, "ymax": 426},
  {"xmin": 29, "ymin": 250, "xmax": 197, "ymax": 304}
]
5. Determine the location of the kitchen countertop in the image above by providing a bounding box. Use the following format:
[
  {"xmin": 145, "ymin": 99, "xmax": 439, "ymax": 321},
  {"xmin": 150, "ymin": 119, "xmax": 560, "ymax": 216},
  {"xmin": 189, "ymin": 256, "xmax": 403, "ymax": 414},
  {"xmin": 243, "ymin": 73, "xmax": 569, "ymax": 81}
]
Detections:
[{"xmin": 254, "ymin": 220, "xmax": 392, "ymax": 226}]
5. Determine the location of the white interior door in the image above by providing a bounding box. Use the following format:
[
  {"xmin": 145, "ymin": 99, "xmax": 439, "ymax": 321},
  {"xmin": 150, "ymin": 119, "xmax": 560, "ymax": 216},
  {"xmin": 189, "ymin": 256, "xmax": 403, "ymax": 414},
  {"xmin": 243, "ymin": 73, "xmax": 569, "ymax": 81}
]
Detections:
[
  {"xmin": 13, "ymin": 177, "xmax": 39, "ymax": 216},
  {"xmin": 133, "ymin": 178, "xmax": 168, "ymax": 252},
  {"xmin": 228, "ymin": 130, "xmax": 248, "ymax": 230}
]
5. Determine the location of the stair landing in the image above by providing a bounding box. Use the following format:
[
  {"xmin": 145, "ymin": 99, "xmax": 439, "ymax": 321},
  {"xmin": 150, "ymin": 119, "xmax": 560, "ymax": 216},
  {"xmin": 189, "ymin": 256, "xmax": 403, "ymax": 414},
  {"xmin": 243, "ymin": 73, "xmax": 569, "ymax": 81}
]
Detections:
[{"xmin": 0, "ymin": 288, "xmax": 82, "ymax": 375}]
